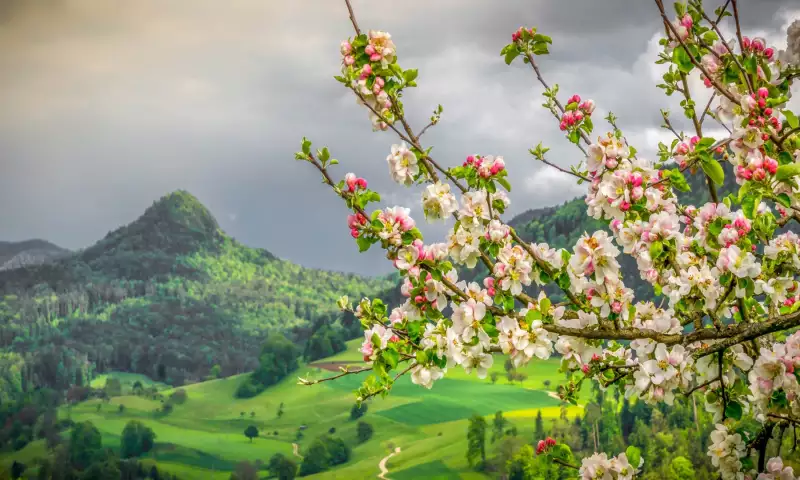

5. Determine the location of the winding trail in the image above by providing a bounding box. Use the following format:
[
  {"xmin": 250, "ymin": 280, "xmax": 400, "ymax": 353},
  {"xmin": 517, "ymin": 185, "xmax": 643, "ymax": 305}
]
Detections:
[
  {"xmin": 292, "ymin": 442, "xmax": 303, "ymax": 459},
  {"xmin": 378, "ymin": 447, "xmax": 401, "ymax": 479}
]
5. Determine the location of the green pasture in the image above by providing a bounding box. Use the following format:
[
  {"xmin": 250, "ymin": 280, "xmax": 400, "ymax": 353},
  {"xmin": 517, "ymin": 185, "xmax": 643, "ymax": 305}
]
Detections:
[{"xmin": 3, "ymin": 340, "xmax": 582, "ymax": 479}]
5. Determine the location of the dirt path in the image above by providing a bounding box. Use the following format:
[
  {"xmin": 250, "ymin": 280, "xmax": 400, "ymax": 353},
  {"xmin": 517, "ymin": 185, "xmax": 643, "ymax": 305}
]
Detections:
[
  {"xmin": 292, "ymin": 442, "xmax": 303, "ymax": 459},
  {"xmin": 378, "ymin": 447, "xmax": 401, "ymax": 479}
]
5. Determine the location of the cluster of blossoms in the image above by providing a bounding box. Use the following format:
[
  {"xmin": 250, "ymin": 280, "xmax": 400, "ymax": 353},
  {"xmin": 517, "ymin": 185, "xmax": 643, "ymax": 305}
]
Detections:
[
  {"xmin": 535, "ymin": 436, "xmax": 556, "ymax": 455},
  {"xmin": 578, "ymin": 451, "xmax": 640, "ymax": 480},
  {"xmin": 386, "ymin": 142, "xmax": 419, "ymax": 186},
  {"xmin": 707, "ymin": 424, "xmax": 747, "ymax": 480},
  {"xmin": 298, "ymin": 3, "xmax": 800, "ymax": 479},
  {"xmin": 340, "ymin": 30, "xmax": 397, "ymax": 131},
  {"xmin": 559, "ymin": 94, "xmax": 596, "ymax": 131},
  {"xmin": 756, "ymin": 457, "xmax": 797, "ymax": 480},
  {"xmin": 462, "ymin": 154, "xmax": 506, "ymax": 178}
]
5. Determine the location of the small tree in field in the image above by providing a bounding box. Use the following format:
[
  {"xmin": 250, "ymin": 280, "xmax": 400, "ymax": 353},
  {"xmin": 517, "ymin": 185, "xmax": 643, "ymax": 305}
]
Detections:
[
  {"xmin": 244, "ymin": 425, "xmax": 259, "ymax": 443},
  {"xmin": 356, "ymin": 421, "xmax": 373, "ymax": 443},
  {"xmin": 295, "ymin": 0, "xmax": 800, "ymax": 478}
]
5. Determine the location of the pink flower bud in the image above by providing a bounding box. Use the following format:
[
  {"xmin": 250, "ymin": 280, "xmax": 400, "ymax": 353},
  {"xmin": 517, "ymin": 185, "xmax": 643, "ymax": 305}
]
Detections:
[
  {"xmin": 536, "ymin": 440, "xmax": 546, "ymax": 455},
  {"xmin": 579, "ymin": 100, "xmax": 596, "ymax": 114},
  {"xmin": 765, "ymin": 156, "xmax": 778, "ymax": 175},
  {"xmin": 581, "ymin": 364, "xmax": 590, "ymax": 374},
  {"xmin": 758, "ymin": 98, "xmax": 766, "ymax": 109},
  {"xmin": 361, "ymin": 64, "xmax": 373, "ymax": 77},
  {"xmin": 344, "ymin": 55, "xmax": 355, "ymax": 66},
  {"xmin": 350, "ymin": 228, "xmax": 360, "ymax": 238},
  {"xmin": 574, "ymin": 111, "xmax": 584, "ymax": 122},
  {"xmin": 764, "ymin": 47, "xmax": 774, "ymax": 59},
  {"xmin": 559, "ymin": 121, "xmax": 567, "ymax": 131},
  {"xmin": 341, "ymin": 41, "xmax": 353, "ymax": 56},
  {"xmin": 742, "ymin": 36, "xmax": 751, "ymax": 49},
  {"xmin": 681, "ymin": 14, "xmax": 693, "ymax": 30},
  {"xmin": 414, "ymin": 295, "xmax": 425, "ymax": 304},
  {"xmin": 546, "ymin": 437, "xmax": 556, "ymax": 447},
  {"xmin": 753, "ymin": 168, "xmax": 766, "ymax": 181},
  {"xmin": 611, "ymin": 301, "xmax": 623, "ymax": 314}
]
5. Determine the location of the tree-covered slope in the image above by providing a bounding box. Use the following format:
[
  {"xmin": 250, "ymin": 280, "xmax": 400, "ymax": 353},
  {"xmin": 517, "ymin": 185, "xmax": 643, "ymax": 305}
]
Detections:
[{"xmin": 0, "ymin": 191, "xmax": 393, "ymax": 391}]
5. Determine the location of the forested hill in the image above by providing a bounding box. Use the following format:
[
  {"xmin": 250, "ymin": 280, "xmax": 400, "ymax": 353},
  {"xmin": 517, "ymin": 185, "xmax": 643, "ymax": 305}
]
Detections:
[{"xmin": 0, "ymin": 190, "xmax": 393, "ymax": 396}]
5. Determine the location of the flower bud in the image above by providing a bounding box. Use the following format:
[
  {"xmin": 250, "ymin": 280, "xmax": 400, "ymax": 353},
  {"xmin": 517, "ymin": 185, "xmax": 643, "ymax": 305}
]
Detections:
[{"xmin": 340, "ymin": 41, "xmax": 353, "ymax": 56}]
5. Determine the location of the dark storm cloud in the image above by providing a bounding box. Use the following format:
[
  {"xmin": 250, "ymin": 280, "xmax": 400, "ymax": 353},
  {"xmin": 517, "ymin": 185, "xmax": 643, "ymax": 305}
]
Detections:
[{"xmin": 0, "ymin": 0, "xmax": 797, "ymax": 275}]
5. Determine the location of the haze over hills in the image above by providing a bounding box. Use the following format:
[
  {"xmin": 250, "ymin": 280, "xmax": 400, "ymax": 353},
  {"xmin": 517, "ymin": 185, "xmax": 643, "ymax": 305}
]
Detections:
[{"xmin": 0, "ymin": 240, "xmax": 69, "ymax": 272}]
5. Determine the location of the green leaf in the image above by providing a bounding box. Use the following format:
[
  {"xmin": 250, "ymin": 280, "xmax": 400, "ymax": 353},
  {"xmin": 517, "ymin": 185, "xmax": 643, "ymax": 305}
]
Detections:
[
  {"xmin": 725, "ymin": 401, "xmax": 743, "ymax": 421},
  {"xmin": 301, "ymin": 137, "xmax": 312, "ymax": 155},
  {"xmin": 383, "ymin": 349, "xmax": 399, "ymax": 370},
  {"xmin": 669, "ymin": 169, "xmax": 691, "ymax": 192},
  {"xmin": 497, "ymin": 177, "xmax": 512, "ymax": 192},
  {"xmin": 504, "ymin": 49, "xmax": 519, "ymax": 65},
  {"xmin": 568, "ymin": 130, "xmax": 580, "ymax": 144},
  {"xmin": 503, "ymin": 296, "xmax": 515, "ymax": 311},
  {"xmin": 776, "ymin": 163, "xmax": 800, "ymax": 182},
  {"xmin": 539, "ymin": 298, "xmax": 551, "ymax": 315},
  {"xmin": 549, "ymin": 443, "xmax": 573, "ymax": 462},
  {"xmin": 779, "ymin": 151, "xmax": 794, "ymax": 166},
  {"xmin": 525, "ymin": 309, "xmax": 542, "ymax": 324},
  {"xmin": 649, "ymin": 240, "xmax": 664, "ymax": 260},
  {"xmin": 672, "ymin": 47, "xmax": 693, "ymax": 73},
  {"xmin": 319, "ymin": 147, "xmax": 330, "ymax": 162},
  {"xmin": 625, "ymin": 446, "xmax": 641, "ymax": 469},
  {"xmin": 744, "ymin": 55, "xmax": 757, "ymax": 75},
  {"xmin": 776, "ymin": 193, "xmax": 793, "ymax": 208},
  {"xmin": 403, "ymin": 69, "xmax": 419, "ymax": 84},
  {"xmin": 356, "ymin": 236, "xmax": 372, "ymax": 252},
  {"xmin": 532, "ymin": 33, "xmax": 552, "ymax": 44},
  {"xmin": 531, "ymin": 44, "xmax": 549, "ymax": 55},
  {"xmin": 415, "ymin": 350, "xmax": 428, "ymax": 365},
  {"xmin": 784, "ymin": 110, "xmax": 800, "ymax": 129},
  {"xmin": 700, "ymin": 155, "xmax": 725, "ymax": 185},
  {"xmin": 741, "ymin": 193, "xmax": 761, "ymax": 219},
  {"xmin": 696, "ymin": 137, "xmax": 715, "ymax": 150}
]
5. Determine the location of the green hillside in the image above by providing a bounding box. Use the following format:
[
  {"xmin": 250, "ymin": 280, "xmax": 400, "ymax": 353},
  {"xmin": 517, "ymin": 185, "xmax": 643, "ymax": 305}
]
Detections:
[
  {"xmin": 0, "ymin": 339, "xmax": 581, "ymax": 479},
  {"xmin": 0, "ymin": 190, "xmax": 392, "ymax": 395}
]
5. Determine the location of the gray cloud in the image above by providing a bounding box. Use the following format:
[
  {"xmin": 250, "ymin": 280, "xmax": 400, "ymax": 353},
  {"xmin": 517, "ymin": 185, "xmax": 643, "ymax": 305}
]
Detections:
[{"xmin": 0, "ymin": 0, "xmax": 797, "ymax": 276}]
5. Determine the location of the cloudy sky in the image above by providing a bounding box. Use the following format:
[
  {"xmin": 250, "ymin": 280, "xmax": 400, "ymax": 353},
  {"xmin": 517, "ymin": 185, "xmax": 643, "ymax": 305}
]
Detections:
[{"xmin": 0, "ymin": 0, "xmax": 798, "ymax": 276}]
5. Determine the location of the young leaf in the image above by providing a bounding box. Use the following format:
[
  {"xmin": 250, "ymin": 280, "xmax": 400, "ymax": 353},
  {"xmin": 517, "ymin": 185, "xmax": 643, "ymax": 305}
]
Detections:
[
  {"xmin": 700, "ymin": 155, "xmax": 725, "ymax": 185},
  {"xmin": 784, "ymin": 110, "xmax": 799, "ymax": 129},
  {"xmin": 776, "ymin": 163, "xmax": 800, "ymax": 182}
]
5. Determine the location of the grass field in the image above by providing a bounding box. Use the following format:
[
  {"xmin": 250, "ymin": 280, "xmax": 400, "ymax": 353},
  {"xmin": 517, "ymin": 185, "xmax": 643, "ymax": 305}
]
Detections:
[{"xmin": 2, "ymin": 339, "xmax": 584, "ymax": 479}]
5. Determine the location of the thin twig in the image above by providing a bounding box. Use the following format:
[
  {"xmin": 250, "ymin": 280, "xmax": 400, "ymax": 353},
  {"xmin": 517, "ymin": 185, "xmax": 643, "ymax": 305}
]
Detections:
[{"xmin": 343, "ymin": 0, "xmax": 361, "ymax": 36}]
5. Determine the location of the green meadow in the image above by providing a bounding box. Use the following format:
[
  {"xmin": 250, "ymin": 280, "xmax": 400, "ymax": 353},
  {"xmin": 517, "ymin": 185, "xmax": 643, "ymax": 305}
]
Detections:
[{"xmin": 2, "ymin": 340, "xmax": 583, "ymax": 479}]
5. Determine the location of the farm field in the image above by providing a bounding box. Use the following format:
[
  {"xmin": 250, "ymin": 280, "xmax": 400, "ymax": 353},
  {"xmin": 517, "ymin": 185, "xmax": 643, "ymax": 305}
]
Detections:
[{"xmin": 2, "ymin": 340, "xmax": 584, "ymax": 479}]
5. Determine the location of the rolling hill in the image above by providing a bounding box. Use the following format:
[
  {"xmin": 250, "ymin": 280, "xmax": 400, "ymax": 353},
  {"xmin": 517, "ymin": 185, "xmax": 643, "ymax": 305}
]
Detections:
[
  {"xmin": 0, "ymin": 339, "xmax": 582, "ymax": 479},
  {"xmin": 0, "ymin": 190, "xmax": 393, "ymax": 393}
]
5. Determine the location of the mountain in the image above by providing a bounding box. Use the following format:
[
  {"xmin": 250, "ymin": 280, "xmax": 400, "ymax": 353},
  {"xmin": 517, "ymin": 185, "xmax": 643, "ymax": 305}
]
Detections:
[
  {"xmin": 0, "ymin": 190, "xmax": 393, "ymax": 395},
  {"xmin": 0, "ymin": 239, "xmax": 69, "ymax": 272}
]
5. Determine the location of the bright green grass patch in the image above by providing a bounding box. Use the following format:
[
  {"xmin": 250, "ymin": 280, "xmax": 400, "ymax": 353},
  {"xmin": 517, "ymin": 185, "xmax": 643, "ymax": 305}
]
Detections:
[
  {"xmin": 90, "ymin": 371, "xmax": 169, "ymax": 391},
  {"xmin": 393, "ymin": 460, "xmax": 459, "ymax": 480}
]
